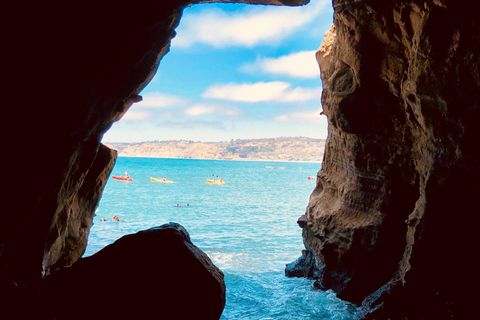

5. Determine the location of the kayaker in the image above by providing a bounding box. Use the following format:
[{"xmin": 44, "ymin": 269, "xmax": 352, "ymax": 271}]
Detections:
[
  {"xmin": 163, "ymin": 176, "xmax": 167, "ymax": 181},
  {"xmin": 220, "ymin": 178, "xmax": 223, "ymax": 182},
  {"xmin": 125, "ymin": 172, "xmax": 129, "ymax": 179}
]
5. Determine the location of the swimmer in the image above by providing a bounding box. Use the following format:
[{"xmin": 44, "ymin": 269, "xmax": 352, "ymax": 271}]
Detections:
[
  {"xmin": 186, "ymin": 203, "xmax": 190, "ymax": 207},
  {"xmin": 100, "ymin": 218, "xmax": 108, "ymax": 222},
  {"xmin": 176, "ymin": 203, "xmax": 180, "ymax": 207},
  {"xmin": 112, "ymin": 215, "xmax": 120, "ymax": 222}
]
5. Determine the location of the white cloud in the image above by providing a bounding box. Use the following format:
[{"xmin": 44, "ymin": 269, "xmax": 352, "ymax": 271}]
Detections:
[
  {"xmin": 202, "ymin": 81, "xmax": 320, "ymax": 103},
  {"xmin": 241, "ymin": 50, "xmax": 320, "ymax": 79},
  {"xmin": 274, "ymin": 109, "xmax": 327, "ymax": 123},
  {"xmin": 174, "ymin": 0, "xmax": 328, "ymax": 48},
  {"xmin": 136, "ymin": 92, "xmax": 188, "ymax": 108},
  {"xmin": 122, "ymin": 110, "xmax": 151, "ymax": 121},
  {"xmin": 185, "ymin": 103, "xmax": 242, "ymax": 117}
]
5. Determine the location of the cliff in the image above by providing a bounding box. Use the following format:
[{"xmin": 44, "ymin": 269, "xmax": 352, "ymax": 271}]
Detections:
[
  {"xmin": 106, "ymin": 137, "xmax": 325, "ymax": 161},
  {"xmin": 287, "ymin": 0, "xmax": 479, "ymax": 319}
]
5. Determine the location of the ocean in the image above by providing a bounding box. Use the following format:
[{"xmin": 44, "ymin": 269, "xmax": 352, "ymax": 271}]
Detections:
[{"xmin": 84, "ymin": 157, "xmax": 356, "ymax": 319}]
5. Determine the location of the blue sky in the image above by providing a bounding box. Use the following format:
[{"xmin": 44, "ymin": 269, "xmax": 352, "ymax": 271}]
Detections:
[{"xmin": 102, "ymin": 0, "xmax": 333, "ymax": 143}]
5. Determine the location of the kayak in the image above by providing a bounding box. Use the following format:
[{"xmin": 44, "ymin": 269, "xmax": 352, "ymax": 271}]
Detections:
[
  {"xmin": 206, "ymin": 179, "xmax": 225, "ymax": 184},
  {"xmin": 151, "ymin": 177, "xmax": 174, "ymax": 183},
  {"xmin": 112, "ymin": 175, "xmax": 132, "ymax": 181}
]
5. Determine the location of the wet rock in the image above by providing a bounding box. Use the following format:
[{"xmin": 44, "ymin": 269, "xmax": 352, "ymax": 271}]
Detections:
[{"xmin": 285, "ymin": 249, "xmax": 320, "ymax": 279}]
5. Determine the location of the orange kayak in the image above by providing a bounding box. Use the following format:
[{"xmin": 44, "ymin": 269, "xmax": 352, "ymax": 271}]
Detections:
[{"xmin": 112, "ymin": 175, "xmax": 132, "ymax": 181}]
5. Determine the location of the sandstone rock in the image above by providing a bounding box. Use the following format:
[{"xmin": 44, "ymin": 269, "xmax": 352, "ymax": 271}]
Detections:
[
  {"xmin": 3, "ymin": 0, "xmax": 479, "ymax": 319},
  {"xmin": 296, "ymin": 214, "xmax": 309, "ymax": 228},
  {"xmin": 40, "ymin": 223, "xmax": 226, "ymax": 320},
  {"xmin": 42, "ymin": 144, "xmax": 117, "ymax": 275},
  {"xmin": 290, "ymin": 0, "xmax": 480, "ymax": 318},
  {"xmin": 3, "ymin": 1, "xmax": 309, "ymax": 318}
]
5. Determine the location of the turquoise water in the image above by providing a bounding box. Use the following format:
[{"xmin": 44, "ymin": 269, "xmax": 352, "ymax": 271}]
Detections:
[{"xmin": 84, "ymin": 157, "xmax": 356, "ymax": 319}]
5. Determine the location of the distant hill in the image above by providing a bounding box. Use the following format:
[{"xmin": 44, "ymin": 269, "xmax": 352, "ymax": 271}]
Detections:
[{"xmin": 105, "ymin": 137, "xmax": 325, "ymax": 162}]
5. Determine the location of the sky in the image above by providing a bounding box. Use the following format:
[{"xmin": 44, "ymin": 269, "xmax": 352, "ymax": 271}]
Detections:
[{"xmin": 101, "ymin": 0, "xmax": 333, "ymax": 143}]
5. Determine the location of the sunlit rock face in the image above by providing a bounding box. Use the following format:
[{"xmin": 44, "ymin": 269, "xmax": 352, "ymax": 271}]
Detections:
[
  {"xmin": 2, "ymin": 0, "xmax": 307, "ymax": 319},
  {"xmin": 297, "ymin": 0, "xmax": 479, "ymax": 318}
]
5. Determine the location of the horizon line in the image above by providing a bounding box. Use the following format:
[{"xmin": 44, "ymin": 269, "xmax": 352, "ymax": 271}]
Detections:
[{"xmin": 103, "ymin": 136, "xmax": 326, "ymax": 144}]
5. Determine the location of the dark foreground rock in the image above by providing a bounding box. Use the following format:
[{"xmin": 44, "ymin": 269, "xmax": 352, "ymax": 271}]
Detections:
[
  {"xmin": 39, "ymin": 223, "xmax": 225, "ymax": 320},
  {"xmin": 285, "ymin": 249, "xmax": 320, "ymax": 279}
]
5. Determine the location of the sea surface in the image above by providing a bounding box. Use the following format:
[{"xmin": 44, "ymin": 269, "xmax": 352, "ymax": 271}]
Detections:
[{"xmin": 84, "ymin": 157, "xmax": 356, "ymax": 319}]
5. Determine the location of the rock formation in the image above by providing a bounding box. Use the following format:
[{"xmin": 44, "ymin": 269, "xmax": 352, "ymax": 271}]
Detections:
[
  {"xmin": 288, "ymin": 0, "xmax": 479, "ymax": 318},
  {"xmin": 2, "ymin": 0, "xmax": 308, "ymax": 319},
  {"xmin": 3, "ymin": 0, "xmax": 478, "ymax": 319},
  {"xmin": 39, "ymin": 223, "xmax": 226, "ymax": 320}
]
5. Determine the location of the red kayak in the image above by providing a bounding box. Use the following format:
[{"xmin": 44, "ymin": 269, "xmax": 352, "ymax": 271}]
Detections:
[{"xmin": 112, "ymin": 175, "xmax": 132, "ymax": 181}]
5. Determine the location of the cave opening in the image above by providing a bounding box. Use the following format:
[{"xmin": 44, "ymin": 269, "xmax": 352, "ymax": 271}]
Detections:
[{"xmin": 81, "ymin": 0, "xmax": 355, "ymax": 319}]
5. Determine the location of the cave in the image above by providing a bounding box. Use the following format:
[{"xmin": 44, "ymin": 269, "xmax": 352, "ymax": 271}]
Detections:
[{"xmin": 2, "ymin": 0, "xmax": 479, "ymax": 319}]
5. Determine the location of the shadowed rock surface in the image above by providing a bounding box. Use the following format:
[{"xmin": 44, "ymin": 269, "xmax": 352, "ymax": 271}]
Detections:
[
  {"xmin": 2, "ymin": 0, "xmax": 307, "ymax": 319},
  {"xmin": 40, "ymin": 223, "xmax": 226, "ymax": 320},
  {"xmin": 3, "ymin": 0, "xmax": 479, "ymax": 319},
  {"xmin": 287, "ymin": 0, "xmax": 479, "ymax": 319}
]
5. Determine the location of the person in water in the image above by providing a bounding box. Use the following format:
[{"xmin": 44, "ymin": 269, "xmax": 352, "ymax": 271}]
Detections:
[
  {"xmin": 176, "ymin": 203, "xmax": 180, "ymax": 207},
  {"xmin": 112, "ymin": 215, "xmax": 120, "ymax": 221}
]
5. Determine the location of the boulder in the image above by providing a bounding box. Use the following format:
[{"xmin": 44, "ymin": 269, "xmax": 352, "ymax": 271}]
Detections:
[{"xmin": 40, "ymin": 223, "xmax": 226, "ymax": 320}]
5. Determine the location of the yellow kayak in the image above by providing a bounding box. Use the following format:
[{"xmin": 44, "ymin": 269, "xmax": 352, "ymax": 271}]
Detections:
[
  {"xmin": 206, "ymin": 179, "xmax": 225, "ymax": 184},
  {"xmin": 151, "ymin": 177, "xmax": 174, "ymax": 183}
]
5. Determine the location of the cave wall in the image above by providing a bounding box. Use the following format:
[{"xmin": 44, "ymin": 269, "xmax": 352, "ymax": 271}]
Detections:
[
  {"xmin": 3, "ymin": 0, "xmax": 479, "ymax": 318},
  {"xmin": 299, "ymin": 0, "xmax": 479, "ymax": 318},
  {"xmin": 2, "ymin": 0, "xmax": 309, "ymax": 317}
]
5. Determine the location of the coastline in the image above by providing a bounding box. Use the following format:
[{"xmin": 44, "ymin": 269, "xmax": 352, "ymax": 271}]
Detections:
[
  {"xmin": 114, "ymin": 154, "xmax": 323, "ymax": 164},
  {"xmin": 104, "ymin": 137, "xmax": 325, "ymax": 164}
]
